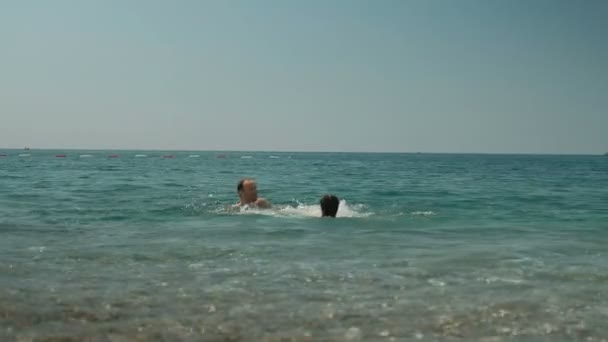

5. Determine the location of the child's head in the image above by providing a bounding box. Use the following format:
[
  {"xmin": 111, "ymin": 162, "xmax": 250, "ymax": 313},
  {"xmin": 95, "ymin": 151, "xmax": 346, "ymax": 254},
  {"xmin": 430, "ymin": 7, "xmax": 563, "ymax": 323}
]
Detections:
[{"xmin": 320, "ymin": 194, "xmax": 339, "ymax": 217}]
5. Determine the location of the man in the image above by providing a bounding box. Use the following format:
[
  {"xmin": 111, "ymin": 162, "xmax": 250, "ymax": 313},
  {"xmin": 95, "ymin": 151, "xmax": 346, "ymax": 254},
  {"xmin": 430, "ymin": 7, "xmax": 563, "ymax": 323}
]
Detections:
[
  {"xmin": 236, "ymin": 178, "xmax": 271, "ymax": 208},
  {"xmin": 320, "ymin": 194, "xmax": 339, "ymax": 217}
]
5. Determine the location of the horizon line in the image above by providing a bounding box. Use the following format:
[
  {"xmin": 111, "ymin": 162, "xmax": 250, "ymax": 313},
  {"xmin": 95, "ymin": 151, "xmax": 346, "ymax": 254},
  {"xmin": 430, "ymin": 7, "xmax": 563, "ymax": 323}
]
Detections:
[{"xmin": 0, "ymin": 147, "xmax": 603, "ymax": 156}]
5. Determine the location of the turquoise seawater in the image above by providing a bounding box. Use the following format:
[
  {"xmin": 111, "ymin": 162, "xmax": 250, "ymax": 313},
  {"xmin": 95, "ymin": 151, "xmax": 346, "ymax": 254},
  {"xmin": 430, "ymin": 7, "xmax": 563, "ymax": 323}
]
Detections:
[{"xmin": 1, "ymin": 150, "xmax": 607, "ymax": 341}]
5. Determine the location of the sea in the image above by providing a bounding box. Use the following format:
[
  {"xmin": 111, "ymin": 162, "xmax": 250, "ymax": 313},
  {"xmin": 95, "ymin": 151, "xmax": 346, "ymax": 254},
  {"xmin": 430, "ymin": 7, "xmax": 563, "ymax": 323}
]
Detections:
[{"xmin": 1, "ymin": 150, "xmax": 607, "ymax": 341}]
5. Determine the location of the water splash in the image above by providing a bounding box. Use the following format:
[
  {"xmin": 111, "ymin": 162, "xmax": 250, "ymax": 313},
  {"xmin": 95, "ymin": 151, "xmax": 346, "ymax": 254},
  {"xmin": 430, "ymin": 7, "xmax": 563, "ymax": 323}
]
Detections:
[{"xmin": 233, "ymin": 200, "xmax": 372, "ymax": 218}]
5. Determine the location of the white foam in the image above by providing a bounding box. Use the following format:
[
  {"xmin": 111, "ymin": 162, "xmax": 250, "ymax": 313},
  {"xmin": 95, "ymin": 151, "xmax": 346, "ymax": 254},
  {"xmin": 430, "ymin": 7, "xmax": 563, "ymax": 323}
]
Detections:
[
  {"xmin": 188, "ymin": 155, "xmax": 200, "ymax": 158},
  {"xmin": 135, "ymin": 154, "xmax": 147, "ymax": 158},
  {"xmin": 79, "ymin": 154, "xmax": 93, "ymax": 158},
  {"xmin": 480, "ymin": 276, "xmax": 524, "ymax": 284},
  {"xmin": 19, "ymin": 154, "xmax": 31, "ymax": 157},
  {"xmin": 428, "ymin": 279, "xmax": 446, "ymax": 287},
  {"xmin": 269, "ymin": 155, "xmax": 280, "ymax": 159},
  {"xmin": 411, "ymin": 211, "xmax": 435, "ymax": 216},
  {"xmin": 235, "ymin": 200, "xmax": 372, "ymax": 218},
  {"xmin": 275, "ymin": 204, "xmax": 322, "ymax": 217},
  {"xmin": 241, "ymin": 156, "xmax": 253, "ymax": 159}
]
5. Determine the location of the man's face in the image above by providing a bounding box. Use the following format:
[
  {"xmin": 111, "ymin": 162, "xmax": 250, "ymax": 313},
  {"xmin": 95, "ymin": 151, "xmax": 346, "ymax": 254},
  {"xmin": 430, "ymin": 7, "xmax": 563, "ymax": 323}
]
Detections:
[{"xmin": 239, "ymin": 180, "xmax": 258, "ymax": 204}]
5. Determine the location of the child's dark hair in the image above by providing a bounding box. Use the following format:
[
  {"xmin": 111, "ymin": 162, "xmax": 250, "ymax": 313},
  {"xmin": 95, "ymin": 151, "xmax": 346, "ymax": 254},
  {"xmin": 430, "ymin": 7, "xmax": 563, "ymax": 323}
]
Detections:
[{"xmin": 320, "ymin": 194, "xmax": 339, "ymax": 217}]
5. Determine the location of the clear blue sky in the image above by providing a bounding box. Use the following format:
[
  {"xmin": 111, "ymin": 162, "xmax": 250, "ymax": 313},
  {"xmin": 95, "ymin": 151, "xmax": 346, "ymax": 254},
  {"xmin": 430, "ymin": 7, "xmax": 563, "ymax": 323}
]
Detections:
[{"xmin": 1, "ymin": 0, "xmax": 606, "ymax": 153}]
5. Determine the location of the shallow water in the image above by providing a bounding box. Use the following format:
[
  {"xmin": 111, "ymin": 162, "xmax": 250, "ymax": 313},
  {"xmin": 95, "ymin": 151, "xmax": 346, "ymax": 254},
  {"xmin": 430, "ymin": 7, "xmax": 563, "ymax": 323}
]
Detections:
[{"xmin": 1, "ymin": 151, "xmax": 607, "ymax": 341}]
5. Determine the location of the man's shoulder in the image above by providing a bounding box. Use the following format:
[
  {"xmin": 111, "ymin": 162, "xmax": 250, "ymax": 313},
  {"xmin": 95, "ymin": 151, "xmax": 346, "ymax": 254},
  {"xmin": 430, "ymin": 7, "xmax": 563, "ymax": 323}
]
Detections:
[{"xmin": 255, "ymin": 198, "xmax": 271, "ymax": 208}]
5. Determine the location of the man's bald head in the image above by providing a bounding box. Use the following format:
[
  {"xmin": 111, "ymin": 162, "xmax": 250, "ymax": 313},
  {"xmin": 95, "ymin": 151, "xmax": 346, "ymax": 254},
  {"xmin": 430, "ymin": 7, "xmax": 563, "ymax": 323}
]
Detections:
[{"xmin": 237, "ymin": 178, "xmax": 258, "ymax": 205}]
